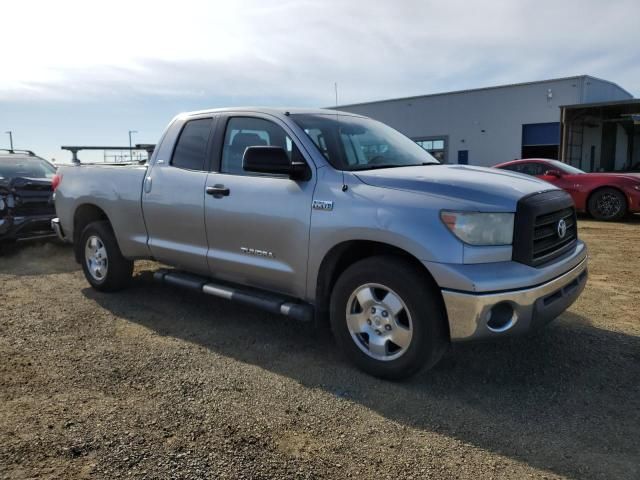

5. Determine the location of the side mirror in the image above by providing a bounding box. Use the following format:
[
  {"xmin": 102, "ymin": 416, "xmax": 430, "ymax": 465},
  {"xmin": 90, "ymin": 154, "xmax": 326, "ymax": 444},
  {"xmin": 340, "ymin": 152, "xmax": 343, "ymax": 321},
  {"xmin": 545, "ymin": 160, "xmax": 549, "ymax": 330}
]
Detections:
[
  {"xmin": 544, "ymin": 169, "xmax": 563, "ymax": 177},
  {"xmin": 242, "ymin": 146, "xmax": 309, "ymax": 180}
]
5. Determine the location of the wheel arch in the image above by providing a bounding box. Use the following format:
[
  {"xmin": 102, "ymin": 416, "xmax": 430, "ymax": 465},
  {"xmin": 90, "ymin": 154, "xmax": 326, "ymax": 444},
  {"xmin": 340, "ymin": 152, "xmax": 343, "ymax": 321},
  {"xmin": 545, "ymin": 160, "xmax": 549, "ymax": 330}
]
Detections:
[
  {"xmin": 72, "ymin": 203, "xmax": 111, "ymax": 263},
  {"xmin": 314, "ymin": 240, "xmax": 447, "ymax": 334}
]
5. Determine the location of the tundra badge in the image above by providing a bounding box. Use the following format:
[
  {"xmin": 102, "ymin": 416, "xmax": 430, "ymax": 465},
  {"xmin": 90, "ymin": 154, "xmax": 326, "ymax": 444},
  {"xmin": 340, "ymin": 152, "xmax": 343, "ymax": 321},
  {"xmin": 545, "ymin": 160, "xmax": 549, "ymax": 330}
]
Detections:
[
  {"xmin": 241, "ymin": 247, "xmax": 274, "ymax": 258},
  {"xmin": 312, "ymin": 200, "xmax": 334, "ymax": 211}
]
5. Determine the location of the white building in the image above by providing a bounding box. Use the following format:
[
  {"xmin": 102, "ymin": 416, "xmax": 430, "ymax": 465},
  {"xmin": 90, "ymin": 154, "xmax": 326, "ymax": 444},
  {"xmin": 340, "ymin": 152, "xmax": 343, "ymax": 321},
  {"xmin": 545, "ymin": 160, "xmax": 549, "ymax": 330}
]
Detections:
[{"xmin": 335, "ymin": 75, "xmax": 636, "ymax": 171}]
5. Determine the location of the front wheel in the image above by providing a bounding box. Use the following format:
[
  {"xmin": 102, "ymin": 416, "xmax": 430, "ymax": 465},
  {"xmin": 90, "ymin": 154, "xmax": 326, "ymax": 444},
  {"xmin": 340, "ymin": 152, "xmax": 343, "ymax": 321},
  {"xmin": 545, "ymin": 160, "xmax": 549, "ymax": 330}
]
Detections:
[
  {"xmin": 330, "ymin": 256, "xmax": 448, "ymax": 380},
  {"xmin": 587, "ymin": 188, "xmax": 627, "ymax": 221},
  {"xmin": 79, "ymin": 221, "xmax": 133, "ymax": 291}
]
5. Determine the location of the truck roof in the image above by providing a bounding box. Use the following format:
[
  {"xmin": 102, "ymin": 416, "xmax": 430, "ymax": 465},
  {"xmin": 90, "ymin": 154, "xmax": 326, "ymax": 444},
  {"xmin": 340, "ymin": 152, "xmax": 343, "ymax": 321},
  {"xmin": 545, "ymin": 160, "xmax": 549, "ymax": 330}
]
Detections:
[{"xmin": 180, "ymin": 107, "xmax": 366, "ymax": 119}]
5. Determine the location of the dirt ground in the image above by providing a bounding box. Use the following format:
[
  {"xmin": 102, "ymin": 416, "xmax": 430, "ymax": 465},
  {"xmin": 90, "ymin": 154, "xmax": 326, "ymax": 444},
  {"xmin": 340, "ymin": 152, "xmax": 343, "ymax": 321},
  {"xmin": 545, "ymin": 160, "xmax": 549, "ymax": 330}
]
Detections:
[{"xmin": 1, "ymin": 218, "xmax": 639, "ymax": 479}]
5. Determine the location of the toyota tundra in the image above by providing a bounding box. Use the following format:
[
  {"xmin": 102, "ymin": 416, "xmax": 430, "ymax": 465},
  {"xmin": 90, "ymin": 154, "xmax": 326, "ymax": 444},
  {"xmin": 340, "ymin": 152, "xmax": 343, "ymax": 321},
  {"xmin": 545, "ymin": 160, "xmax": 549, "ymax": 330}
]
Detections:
[{"xmin": 52, "ymin": 108, "xmax": 588, "ymax": 379}]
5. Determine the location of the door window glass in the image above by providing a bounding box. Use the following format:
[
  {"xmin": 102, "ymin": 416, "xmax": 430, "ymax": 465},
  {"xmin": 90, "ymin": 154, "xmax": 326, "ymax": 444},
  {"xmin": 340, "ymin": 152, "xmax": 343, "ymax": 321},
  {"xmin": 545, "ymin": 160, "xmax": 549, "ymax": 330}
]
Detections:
[
  {"xmin": 171, "ymin": 118, "xmax": 213, "ymax": 171},
  {"xmin": 221, "ymin": 117, "xmax": 298, "ymax": 175}
]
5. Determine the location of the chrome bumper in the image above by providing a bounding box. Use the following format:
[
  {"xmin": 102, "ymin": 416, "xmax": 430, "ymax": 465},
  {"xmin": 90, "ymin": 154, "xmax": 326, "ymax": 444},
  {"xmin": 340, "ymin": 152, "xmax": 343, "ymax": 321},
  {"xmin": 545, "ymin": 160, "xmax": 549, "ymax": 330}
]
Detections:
[
  {"xmin": 51, "ymin": 217, "xmax": 66, "ymax": 241},
  {"xmin": 442, "ymin": 257, "xmax": 588, "ymax": 342}
]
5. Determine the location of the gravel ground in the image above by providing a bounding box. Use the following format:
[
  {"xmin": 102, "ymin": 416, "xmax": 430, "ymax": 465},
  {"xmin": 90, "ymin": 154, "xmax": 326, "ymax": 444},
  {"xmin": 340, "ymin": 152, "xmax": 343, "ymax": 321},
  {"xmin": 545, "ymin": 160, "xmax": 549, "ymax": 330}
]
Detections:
[{"xmin": 1, "ymin": 218, "xmax": 639, "ymax": 479}]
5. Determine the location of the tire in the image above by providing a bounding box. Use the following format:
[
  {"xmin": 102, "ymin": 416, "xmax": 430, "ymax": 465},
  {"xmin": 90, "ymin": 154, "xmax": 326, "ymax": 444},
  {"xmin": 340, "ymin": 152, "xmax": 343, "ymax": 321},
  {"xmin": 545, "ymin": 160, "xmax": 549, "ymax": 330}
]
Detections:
[
  {"xmin": 587, "ymin": 188, "xmax": 627, "ymax": 221},
  {"xmin": 79, "ymin": 221, "xmax": 133, "ymax": 291},
  {"xmin": 329, "ymin": 256, "xmax": 448, "ymax": 380}
]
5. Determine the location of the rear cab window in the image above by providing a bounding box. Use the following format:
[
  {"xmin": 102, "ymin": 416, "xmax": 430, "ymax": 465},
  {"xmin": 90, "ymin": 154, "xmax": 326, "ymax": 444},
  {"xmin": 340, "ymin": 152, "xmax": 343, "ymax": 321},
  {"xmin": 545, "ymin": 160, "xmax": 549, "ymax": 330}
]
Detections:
[{"xmin": 171, "ymin": 118, "xmax": 214, "ymax": 171}]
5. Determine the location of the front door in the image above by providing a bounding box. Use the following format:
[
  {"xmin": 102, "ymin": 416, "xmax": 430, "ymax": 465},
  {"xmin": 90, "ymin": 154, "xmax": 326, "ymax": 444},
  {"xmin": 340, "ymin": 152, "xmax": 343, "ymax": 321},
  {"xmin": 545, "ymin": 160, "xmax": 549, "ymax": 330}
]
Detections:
[
  {"xmin": 204, "ymin": 115, "xmax": 315, "ymax": 298},
  {"xmin": 142, "ymin": 116, "xmax": 214, "ymax": 275}
]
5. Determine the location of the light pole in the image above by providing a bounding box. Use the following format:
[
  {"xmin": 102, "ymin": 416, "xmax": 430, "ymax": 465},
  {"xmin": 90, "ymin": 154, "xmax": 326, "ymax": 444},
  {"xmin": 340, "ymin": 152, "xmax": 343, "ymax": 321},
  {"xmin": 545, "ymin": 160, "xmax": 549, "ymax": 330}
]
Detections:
[
  {"xmin": 128, "ymin": 130, "xmax": 138, "ymax": 162},
  {"xmin": 5, "ymin": 131, "xmax": 13, "ymax": 152}
]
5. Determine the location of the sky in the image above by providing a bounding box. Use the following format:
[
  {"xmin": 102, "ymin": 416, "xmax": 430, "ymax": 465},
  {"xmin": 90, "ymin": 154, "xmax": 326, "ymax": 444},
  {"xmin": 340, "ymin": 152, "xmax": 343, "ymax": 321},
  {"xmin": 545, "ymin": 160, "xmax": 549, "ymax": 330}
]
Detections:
[{"xmin": 1, "ymin": 0, "xmax": 639, "ymax": 162}]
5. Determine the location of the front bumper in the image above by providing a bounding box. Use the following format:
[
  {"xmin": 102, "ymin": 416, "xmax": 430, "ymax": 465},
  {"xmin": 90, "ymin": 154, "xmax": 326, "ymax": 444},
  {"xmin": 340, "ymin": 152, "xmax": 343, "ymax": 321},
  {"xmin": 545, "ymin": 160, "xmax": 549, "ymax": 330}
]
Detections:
[
  {"xmin": 0, "ymin": 214, "xmax": 56, "ymax": 241},
  {"xmin": 442, "ymin": 256, "xmax": 588, "ymax": 341}
]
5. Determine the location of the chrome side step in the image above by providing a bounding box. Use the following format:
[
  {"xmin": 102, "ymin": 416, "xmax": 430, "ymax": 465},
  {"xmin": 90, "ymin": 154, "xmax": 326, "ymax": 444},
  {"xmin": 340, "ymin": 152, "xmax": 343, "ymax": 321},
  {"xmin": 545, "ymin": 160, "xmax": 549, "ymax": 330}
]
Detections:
[{"xmin": 153, "ymin": 269, "xmax": 313, "ymax": 322}]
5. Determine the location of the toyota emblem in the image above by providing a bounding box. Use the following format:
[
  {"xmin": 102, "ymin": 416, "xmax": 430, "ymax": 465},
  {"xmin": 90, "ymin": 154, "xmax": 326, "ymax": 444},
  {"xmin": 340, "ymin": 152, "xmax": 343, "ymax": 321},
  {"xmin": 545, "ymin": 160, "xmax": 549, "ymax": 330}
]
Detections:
[{"xmin": 557, "ymin": 218, "xmax": 567, "ymax": 239}]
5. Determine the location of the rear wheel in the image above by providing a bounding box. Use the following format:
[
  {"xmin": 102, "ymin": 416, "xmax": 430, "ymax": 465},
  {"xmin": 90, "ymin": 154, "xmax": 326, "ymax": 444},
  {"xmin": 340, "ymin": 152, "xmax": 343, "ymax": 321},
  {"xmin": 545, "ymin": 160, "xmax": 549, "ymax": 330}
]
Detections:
[
  {"xmin": 588, "ymin": 188, "xmax": 627, "ymax": 221},
  {"xmin": 330, "ymin": 256, "xmax": 448, "ymax": 380},
  {"xmin": 79, "ymin": 221, "xmax": 133, "ymax": 291}
]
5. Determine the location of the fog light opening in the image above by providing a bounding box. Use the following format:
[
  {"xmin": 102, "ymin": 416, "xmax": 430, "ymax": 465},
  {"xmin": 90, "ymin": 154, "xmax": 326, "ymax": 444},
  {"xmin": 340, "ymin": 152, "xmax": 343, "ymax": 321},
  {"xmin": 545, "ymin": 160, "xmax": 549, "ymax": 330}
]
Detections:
[{"xmin": 486, "ymin": 302, "xmax": 515, "ymax": 332}]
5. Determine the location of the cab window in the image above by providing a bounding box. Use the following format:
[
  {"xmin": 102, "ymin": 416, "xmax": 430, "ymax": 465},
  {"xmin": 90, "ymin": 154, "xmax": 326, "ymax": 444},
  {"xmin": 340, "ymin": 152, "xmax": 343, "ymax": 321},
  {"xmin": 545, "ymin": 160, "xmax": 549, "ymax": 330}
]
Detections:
[{"xmin": 171, "ymin": 118, "xmax": 213, "ymax": 171}]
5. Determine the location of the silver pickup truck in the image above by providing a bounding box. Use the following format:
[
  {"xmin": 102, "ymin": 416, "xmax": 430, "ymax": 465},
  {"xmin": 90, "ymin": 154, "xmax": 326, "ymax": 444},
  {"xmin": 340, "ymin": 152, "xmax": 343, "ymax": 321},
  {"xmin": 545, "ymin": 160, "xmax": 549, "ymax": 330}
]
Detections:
[{"xmin": 52, "ymin": 108, "xmax": 588, "ymax": 379}]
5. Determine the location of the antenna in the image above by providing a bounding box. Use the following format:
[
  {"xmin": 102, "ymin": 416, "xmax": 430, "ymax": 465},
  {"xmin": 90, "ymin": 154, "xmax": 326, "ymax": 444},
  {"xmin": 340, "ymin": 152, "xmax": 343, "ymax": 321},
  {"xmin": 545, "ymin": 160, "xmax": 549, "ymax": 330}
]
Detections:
[{"xmin": 333, "ymin": 82, "xmax": 348, "ymax": 191}]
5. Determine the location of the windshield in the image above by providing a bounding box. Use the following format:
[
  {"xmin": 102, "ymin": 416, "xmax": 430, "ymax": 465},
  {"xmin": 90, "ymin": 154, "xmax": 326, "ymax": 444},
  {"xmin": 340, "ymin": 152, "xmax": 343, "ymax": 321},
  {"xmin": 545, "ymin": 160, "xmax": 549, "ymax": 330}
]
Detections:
[
  {"xmin": 0, "ymin": 157, "xmax": 56, "ymax": 180},
  {"xmin": 291, "ymin": 113, "xmax": 439, "ymax": 171},
  {"xmin": 548, "ymin": 159, "xmax": 585, "ymax": 175}
]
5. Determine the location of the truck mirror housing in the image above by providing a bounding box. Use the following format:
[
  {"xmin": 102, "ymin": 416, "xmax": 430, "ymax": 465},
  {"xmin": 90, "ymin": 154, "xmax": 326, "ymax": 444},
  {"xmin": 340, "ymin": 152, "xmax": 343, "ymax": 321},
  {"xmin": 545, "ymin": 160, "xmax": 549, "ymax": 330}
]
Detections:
[{"xmin": 243, "ymin": 146, "xmax": 309, "ymax": 180}]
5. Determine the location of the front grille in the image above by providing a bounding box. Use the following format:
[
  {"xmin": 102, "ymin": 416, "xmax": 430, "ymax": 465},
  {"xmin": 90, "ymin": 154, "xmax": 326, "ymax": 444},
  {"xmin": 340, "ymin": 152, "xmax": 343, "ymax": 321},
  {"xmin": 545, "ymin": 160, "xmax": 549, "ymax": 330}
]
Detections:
[
  {"xmin": 532, "ymin": 207, "xmax": 577, "ymax": 263},
  {"xmin": 12, "ymin": 189, "xmax": 54, "ymax": 217},
  {"xmin": 513, "ymin": 190, "xmax": 578, "ymax": 267}
]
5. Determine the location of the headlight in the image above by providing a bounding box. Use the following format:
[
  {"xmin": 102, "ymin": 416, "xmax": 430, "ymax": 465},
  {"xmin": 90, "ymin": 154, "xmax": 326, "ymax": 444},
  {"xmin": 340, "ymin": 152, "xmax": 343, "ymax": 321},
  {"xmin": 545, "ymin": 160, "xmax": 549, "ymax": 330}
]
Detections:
[{"xmin": 440, "ymin": 211, "xmax": 514, "ymax": 246}]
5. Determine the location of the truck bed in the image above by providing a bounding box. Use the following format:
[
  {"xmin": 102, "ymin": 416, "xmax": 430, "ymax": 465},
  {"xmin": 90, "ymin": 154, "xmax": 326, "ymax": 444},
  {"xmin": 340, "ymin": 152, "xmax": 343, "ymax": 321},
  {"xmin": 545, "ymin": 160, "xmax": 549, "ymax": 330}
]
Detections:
[{"xmin": 54, "ymin": 163, "xmax": 151, "ymax": 259}]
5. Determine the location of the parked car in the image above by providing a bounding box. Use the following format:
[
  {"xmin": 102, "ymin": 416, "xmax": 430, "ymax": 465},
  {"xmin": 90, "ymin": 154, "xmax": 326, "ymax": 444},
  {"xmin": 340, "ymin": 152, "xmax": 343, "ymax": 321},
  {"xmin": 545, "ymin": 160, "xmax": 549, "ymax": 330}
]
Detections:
[
  {"xmin": 493, "ymin": 158, "xmax": 640, "ymax": 221},
  {"xmin": 52, "ymin": 108, "xmax": 588, "ymax": 379},
  {"xmin": 0, "ymin": 150, "xmax": 57, "ymax": 243}
]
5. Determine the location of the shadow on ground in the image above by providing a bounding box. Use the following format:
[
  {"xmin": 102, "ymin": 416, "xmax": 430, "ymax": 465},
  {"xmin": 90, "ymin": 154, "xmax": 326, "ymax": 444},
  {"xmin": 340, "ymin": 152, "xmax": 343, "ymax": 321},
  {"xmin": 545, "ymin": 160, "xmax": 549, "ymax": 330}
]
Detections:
[{"xmin": 85, "ymin": 269, "xmax": 640, "ymax": 479}]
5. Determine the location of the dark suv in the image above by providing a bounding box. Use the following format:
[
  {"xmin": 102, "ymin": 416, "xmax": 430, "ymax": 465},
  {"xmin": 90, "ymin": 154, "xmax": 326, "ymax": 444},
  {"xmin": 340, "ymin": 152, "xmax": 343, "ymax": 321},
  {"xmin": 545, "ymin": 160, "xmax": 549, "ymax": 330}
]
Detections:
[{"xmin": 0, "ymin": 150, "xmax": 57, "ymax": 243}]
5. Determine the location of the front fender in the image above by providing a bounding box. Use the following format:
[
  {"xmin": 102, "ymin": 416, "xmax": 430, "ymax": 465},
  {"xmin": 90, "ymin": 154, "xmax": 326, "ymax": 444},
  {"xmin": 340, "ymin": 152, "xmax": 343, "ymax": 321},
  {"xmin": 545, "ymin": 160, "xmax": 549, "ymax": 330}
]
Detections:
[{"xmin": 305, "ymin": 170, "xmax": 464, "ymax": 301}]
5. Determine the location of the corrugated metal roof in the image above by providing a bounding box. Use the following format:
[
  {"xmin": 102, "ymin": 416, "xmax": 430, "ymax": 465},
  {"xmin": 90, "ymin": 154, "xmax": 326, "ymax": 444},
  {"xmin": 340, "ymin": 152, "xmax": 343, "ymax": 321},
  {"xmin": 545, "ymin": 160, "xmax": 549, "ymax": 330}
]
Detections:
[{"xmin": 334, "ymin": 75, "xmax": 632, "ymax": 109}]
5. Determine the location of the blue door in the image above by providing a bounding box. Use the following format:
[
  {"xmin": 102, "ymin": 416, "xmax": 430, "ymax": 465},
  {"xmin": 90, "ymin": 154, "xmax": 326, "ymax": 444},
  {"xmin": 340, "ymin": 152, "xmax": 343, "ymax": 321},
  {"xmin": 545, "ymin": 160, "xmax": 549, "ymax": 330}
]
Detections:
[{"xmin": 458, "ymin": 150, "xmax": 468, "ymax": 165}]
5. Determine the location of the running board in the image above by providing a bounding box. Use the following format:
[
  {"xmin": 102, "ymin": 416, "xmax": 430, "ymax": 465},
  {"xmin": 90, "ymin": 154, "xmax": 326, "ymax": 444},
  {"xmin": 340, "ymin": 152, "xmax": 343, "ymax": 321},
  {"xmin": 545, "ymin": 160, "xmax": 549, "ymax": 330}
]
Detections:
[{"xmin": 153, "ymin": 269, "xmax": 313, "ymax": 322}]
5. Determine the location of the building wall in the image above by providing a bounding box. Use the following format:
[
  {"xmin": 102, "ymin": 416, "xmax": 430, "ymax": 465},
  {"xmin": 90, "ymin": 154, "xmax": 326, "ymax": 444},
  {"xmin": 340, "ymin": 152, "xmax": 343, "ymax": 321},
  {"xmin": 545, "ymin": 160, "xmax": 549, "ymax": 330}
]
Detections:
[{"xmin": 336, "ymin": 76, "xmax": 632, "ymax": 167}]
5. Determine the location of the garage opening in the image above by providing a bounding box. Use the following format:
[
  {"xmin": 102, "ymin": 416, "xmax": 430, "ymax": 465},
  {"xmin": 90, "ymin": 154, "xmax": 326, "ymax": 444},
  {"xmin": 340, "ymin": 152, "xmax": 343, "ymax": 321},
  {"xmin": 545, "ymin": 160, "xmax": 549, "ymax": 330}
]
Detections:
[
  {"xmin": 521, "ymin": 122, "xmax": 560, "ymax": 160},
  {"xmin": 560, "ymin": 99, "xmax": 640, "ymax": 172}
]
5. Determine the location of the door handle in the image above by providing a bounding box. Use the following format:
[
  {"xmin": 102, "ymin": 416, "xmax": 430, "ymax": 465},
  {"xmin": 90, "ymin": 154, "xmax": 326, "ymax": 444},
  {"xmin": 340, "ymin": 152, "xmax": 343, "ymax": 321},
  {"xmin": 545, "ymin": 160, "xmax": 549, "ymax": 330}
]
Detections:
[{"xmin": 206, "ymin": 185, "xmax": 230, "ymax": 197}]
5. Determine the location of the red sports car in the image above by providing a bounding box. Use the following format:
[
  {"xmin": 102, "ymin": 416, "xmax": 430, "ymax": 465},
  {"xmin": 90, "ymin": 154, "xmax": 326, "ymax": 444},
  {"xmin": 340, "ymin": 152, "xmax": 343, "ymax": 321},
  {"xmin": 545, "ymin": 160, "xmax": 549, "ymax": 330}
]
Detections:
[{"xmin": 494, "ymin": 158, "xmax": 640, "ymax": 221}]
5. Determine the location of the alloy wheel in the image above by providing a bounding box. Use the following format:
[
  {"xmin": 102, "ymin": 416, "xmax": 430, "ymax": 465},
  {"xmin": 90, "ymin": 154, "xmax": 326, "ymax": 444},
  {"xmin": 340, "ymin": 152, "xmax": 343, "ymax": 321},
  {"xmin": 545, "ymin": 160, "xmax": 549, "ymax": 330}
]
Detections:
[
  {"xmin": 85, "ymin": 235, "xmax": 108, "ymax": 281},
  {"xmin": 345, "ymin": 283, "xmax": 413, "ymax": 361}
]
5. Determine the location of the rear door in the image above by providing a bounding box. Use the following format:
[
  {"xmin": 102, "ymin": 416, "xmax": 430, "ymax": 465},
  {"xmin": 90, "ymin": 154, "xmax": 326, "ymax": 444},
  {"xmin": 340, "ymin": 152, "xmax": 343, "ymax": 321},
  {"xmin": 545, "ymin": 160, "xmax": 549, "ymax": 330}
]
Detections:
[
  {"xmin": 142, "ymin": 115, "xmax": 215, "ymax": 275},
  {"xmin": 203, "ymin": 114, "xmax": 315, "ymax": 298}
]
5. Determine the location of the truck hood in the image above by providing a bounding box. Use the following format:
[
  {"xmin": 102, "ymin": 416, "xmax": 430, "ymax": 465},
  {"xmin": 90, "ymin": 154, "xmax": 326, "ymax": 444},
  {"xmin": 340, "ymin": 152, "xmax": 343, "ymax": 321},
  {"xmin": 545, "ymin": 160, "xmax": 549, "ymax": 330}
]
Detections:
[{"xmin": 354, "ymin": 164, "xmax": 556, "ymax": 209}]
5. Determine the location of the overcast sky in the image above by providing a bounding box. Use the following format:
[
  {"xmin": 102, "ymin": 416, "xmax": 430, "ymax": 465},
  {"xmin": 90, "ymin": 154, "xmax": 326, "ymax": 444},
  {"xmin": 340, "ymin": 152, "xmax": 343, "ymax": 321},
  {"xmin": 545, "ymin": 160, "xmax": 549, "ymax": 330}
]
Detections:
[{"xmin": 1, "ymin": 0, "xmax": 639, "ymax": 161}]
